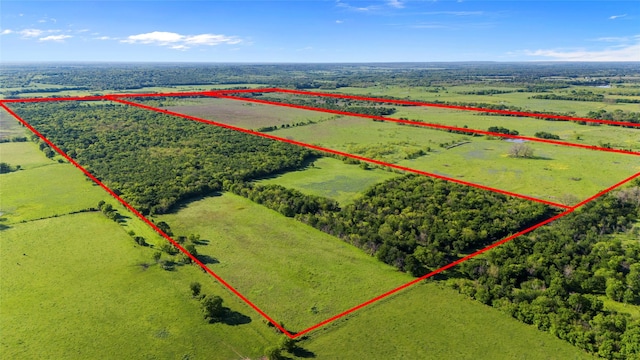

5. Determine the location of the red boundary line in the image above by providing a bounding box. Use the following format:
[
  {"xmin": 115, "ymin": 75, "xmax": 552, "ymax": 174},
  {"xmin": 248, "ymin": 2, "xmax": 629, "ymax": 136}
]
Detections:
[
  {"xmin": 210, "ymin": 94, "xmax": 639, "ymax": 157},
  {"xmin": 248, "ymin": 88, "xmax": 640, "ymax": 128},
  {"xmin": 107, "ymin": 96, "xmax": 569, "ymax": 209},
  {"xmin": 0, "ymin": 102, "xmax": 291, "ymax": 337},
  {"xmin": 2, "ymin": 91, "xmax": 639, "ymax": 339}
]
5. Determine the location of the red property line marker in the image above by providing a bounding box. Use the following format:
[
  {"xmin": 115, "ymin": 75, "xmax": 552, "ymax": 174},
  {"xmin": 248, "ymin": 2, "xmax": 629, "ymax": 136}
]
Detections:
[
  {"xmin": 211, "ymin": 94, "xmax": 640, "ymax": 157},
  {"xmin": 4, "ymin": 93, "xmax": 639, "ymax": 340},
  {"xmin": 265, "ymin": 88, "xmax": 640, "ymax": 128},
  {"xmin": 0, "ymin": 102, "xmax": 292, "ymax": 338},
  {"xmin": 108, "ymin": 96, "xmax": 570, "ymax": 209}
]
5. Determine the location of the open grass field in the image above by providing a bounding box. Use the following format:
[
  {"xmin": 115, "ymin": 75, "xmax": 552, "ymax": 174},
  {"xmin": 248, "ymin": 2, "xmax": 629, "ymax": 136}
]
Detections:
[
  {"xmin": 304, "ymin": 282, "xmax": 593, "ymax": 359},
  {"xmin": 257, "ymin": 157, "xmax": 398, "ymax": 205},
  {"xmin": 1, "ymin": 89, "xmax": 601, "ymax": 359},
  {"xmin": 268, "ymin": 116, "xmax": 639, "ymax": 205},
  {"xmin": 157, "ymin": 192, "xmax": 413, "ymax": 331},
  {"xmin": 165, "ymin": 96, "xmax": 338, "ymax": 130},
  {"xmin": 392, "ymin": 106, "xmax": 640, "ymax": 151},
  {"xmin": 0, "ymin": 121, "xmax": 110, "ymax": 224},
  {"xmin": 0, "ymin": 107, "xmax": 27, "ymax": 139},
  {"xmin": 323, "ymin": 85, "xmax": 640, "ymax": 116},
  {"xmin": 0, "ymin": 213, "xmax": 282, "ymax": 360}
]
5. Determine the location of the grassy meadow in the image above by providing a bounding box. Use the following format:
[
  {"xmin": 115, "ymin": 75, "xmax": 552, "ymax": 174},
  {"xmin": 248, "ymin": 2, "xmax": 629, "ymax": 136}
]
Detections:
[
  {"xmin": 304, "ymin": 282, "xmax": 593, "ymax": 359},
  {"xmin": 1, "ymin": 82, "xmax": 632, "ymax": 359},
  {"xmin": 269, "ymin": 116, "xmax": 639, "ymax": 205},
  {"xmin": 323, "ymin": 85, "xmax": 640, "ymax": 116},
  {"xmin": 392, "ymin": 106, "xmax": 640, "ymax": 151},
  {"xmin": 0, "ymin": 114, "xmax": 282, "ymax": 359},
  {"xmin": 157, "ymin": 192, "xmax": 413, "ymax": 331},
  {"xmin": 0, "ymin": 213, "xmax": 281, "ymax": 359},
  {"xmin": 257, "ymin": 157, "xmax": 398, "ymax": 205}
]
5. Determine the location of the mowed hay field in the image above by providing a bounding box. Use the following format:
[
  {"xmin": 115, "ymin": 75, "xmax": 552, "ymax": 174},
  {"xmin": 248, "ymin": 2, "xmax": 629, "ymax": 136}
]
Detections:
[
  {"xmin": 268, "ymin": 117, "xmax": 640, "ymax": 205},
  {"xmin": 165, "ymin": 96, "xmax": 337, "ymax": 129},
  {"xmin": 258, "ymin": 157, "xmax": 399, "ymax": 205}
]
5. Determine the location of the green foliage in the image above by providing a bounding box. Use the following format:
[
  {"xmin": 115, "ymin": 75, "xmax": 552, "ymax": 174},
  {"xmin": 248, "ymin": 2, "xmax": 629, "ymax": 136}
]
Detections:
[
  {"xmin": 300, "ymin": 175, "xmax": 552, "ymax": 272},
  {"xmin": 451, "ymin": 188, "xmax": 640, "ymax": 359},
  {"xmin": 11, "ymin": 102, "xmax": 315, "ymax": 214},
  {"xmin": 488, "ymin": 126, "xmax": 519, "ymax": 136},
  {"xmin": 201, "ymin": 295, "xmax": 225, "ymax": 323},
  {"xmin": 535, "ymin": 131, "xmax": 561, "ymax": 140},
  {"xmin": 190, "ymin": 282, "xmax": 201, "ymax": 297}
]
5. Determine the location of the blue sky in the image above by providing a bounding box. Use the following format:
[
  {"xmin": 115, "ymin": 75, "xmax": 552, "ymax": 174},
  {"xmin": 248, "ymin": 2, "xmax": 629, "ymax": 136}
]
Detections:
[{"xmin": 1, "ymin": 1, "xmax": 638, "ymax": 62}]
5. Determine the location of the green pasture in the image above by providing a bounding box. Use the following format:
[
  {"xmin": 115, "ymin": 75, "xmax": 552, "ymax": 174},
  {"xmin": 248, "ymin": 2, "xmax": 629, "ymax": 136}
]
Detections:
[
  {"xmin": 304, "ymin": 282, "xmax": 593, "ymax": 359},
  {"xmin": 0, "ymin": 163, "xmax": 109, "ymax": 224},
  {"xmin": 257, "ymin": 157, "xmax": 398, "ymax": 205},
  {"xmin": 0, "ymin": 213, "xmax": 280, "ymax": 359},
  {"xmin": 324, "ymin": 85, "xmax": 640, "ymax": 116},
  {"xmin": 157, "ymin": 192, "xmax": 412, "ymax": 332},
  {"xmin": 270, "ymin": 118, "xmax": 640, "ymax": 205},
  {"xmin": 392, "ymin": 107, "xmax": 640, "ymax": 151},
  {"xmin": 0, "ymin": 142, "xmax": 53, "ymax": 169}
]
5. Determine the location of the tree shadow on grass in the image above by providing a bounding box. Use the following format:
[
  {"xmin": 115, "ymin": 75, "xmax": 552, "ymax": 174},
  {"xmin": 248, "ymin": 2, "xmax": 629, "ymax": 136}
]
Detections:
[
  {"xmin": 221, "ymin": 308, "xmax": 252, "ymax": 326},
  {"xmin": 196, "ymin": 254, "xmax": 219, "ymax": 265},
  {"xmin": 291, "ymin": 347, "xmax": 316, "ymax": 358}
]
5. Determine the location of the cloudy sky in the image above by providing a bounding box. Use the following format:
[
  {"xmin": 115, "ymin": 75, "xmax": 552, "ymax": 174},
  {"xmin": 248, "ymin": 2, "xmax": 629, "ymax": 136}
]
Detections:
[{"xmin": 1, "ymin": 0, "xmax": 638, "ymax": 62}]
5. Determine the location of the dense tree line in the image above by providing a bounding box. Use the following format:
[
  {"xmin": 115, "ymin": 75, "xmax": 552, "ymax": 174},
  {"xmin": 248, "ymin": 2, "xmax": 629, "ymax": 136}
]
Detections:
[
  {"xmin": 451, "ymin": 186, "xmax": 640, "ymax": 359},
  {"xmin": 11, "ymin": 102, "xmax": 316, "ymax": 214},
  {"xmin": 294, "ymin": 175, "xmax": 553, "ymax": 273}
]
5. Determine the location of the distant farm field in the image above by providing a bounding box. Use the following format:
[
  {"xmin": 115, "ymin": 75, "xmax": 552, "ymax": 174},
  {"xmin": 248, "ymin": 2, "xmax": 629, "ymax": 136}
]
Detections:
[
  {"xmin": 258, "ymin": 157, "xmax": 399, "ymax": 205},
  {"xmin": 323, "ymin": 85, "xmax": 640, "ymax": 116},
  {"xmin": 165, "ymin": 96, "xmax": 338, "ymax": 129},
  {"xmin": 268, "ymin": 116, "xmax": 639, "ymax": 205}
]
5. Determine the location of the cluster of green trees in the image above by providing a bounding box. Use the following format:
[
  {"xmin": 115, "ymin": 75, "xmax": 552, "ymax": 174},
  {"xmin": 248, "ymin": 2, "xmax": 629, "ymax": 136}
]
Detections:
[
  {"xmin": 450, "ymin": 186, "xmax": 640, "ymax": 359},
  {"xmin": 535, "ymin": 131, "xmax": 561, "ymax": 140},
  {"xmin": 225, "ymin": 182, "xmax": 340, "ymax": 217},
  {"xmin": 531, "ymin": 90, "xmax": 606, "ymax": 102},
  {"xmin": 0, "ymin": 162, "xmax": 21, "ymax": 174},
  {"xmin": 0, "ymin": 135, "xmax": 27, "ymax": 144},
  {"xmin": 253, "ymin": 93, "xmax": 397, "ymax": 116},
  {"xmin": 586, "ymin": 109, "xmax": 640, "ymax": 125},
  {"xmin": 12, "ymin": 102, "xmax": 316, "ymax": 214},
  {"xmin": 294, "ymin": 175, "xmax": 551, "ymax": 273},
  {"xmin": 532, "ymin": 91, "xmax": 640, "ymax": 104},
  {"xmin": 488, "ymin": 126, "xmax": 519, "ymax": 135}
]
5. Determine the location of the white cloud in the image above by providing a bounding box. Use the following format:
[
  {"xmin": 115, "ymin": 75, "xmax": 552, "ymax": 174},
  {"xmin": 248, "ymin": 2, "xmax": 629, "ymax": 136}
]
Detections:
[
  {"xmin": 1, "ymin": 29, "xmax": 13, "ymax": 35},
  {"xmin": 95, "ymin": 36, "xmax": 115, "ymax": 40},
  {"xmin": 20, "ymin": 29, "xmax": 44, "ymax": 38},
  {"xmin": 122, "ymin": 31, "xmax": 241, "ymax": 49},
  {"xmin": 524, "ymin": 43, "xmax": 640, "ymax": 61},
  {"xmin": 336, "ymin": 20, "xmax": 344, "ymax": 24},
  {"xmin": 609, "ymin": 14, "xmax": 627, "ymax": 20},
  {"xmin": 39, "ymin": 35, "xmax": 72, "ymax": 42},
  {"xmin": 387, "ymin": 0, "xmax": 404, "ymax": 8}
]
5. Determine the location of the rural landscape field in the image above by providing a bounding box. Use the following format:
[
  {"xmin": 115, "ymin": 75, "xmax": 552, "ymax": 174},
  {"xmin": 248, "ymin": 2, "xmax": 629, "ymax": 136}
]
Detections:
[{"xmin": 1, "ymin": 61, "xmax": 639, "ymax": 360}]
